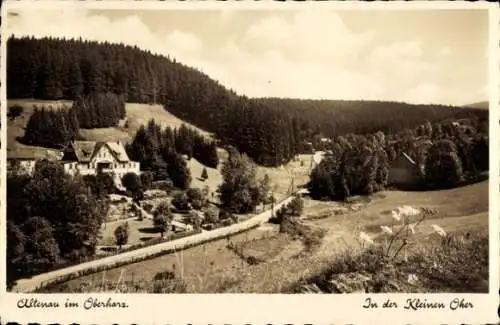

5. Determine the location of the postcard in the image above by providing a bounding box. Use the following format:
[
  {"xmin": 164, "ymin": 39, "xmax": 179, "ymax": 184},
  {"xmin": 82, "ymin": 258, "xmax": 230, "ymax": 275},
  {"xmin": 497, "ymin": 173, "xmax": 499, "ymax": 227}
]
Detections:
[{"xmin": 0, "ymin": 1, "xmax": 499, "ymax": 324}]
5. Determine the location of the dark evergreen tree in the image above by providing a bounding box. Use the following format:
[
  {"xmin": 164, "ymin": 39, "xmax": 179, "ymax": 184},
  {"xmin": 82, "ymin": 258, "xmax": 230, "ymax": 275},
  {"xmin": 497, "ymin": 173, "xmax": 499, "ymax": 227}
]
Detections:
[
  {"xmin": 201, "ymin": 167, "xmax": 208, "ymax": 180},
  {"xmin": 425, "ymin": 140, "xmax": 464, "ymax": 188},
  {"xmin": 7, "ymin": 37, "xmax": 486, "ymax": 168},
  {"xmin": 164, "ymin": 152, "xmax": 191, "ymax": 190},
  {"xmin": 22, "ymin": 106, "xmax": 80, "ymax": 149}
]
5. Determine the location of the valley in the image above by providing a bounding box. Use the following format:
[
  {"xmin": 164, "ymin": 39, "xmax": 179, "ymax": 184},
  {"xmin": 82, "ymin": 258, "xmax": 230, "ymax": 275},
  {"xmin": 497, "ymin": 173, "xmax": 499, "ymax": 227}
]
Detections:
[{"xmin": 6, "ymin": 35, "xmax": 490, "ymax": 295}]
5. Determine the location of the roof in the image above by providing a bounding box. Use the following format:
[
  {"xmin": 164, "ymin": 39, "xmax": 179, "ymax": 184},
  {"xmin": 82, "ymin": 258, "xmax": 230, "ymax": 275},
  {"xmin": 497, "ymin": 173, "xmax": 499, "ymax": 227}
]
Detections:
[
  {"xmin": 101, "ymin": 141, "xmax": 130, "ymax": 162},
  {"xmin": 7, "ymin": 149, "xmax": 61, "ymax": 161},
  {"xmin": 390, "ymin": 152, "xmax": 417, "ymax": 169},
  {"xmin": 62, "ymin": 141, "xmax": 131, "ymax": 163},
  {"xmin": 402, "ymin": 152, "xmax": 416, "ymax": 165}
]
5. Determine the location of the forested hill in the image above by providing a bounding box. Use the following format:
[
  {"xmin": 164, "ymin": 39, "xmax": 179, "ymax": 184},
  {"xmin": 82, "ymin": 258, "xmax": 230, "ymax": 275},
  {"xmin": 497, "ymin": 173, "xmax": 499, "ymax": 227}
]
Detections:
[
  {"xmin": 464, "ymin": 101, "xmax": 489, "ymax": 110},
  {"xmin": 7, "ymin": 37, "xmax": 487, "ymax": 166}
]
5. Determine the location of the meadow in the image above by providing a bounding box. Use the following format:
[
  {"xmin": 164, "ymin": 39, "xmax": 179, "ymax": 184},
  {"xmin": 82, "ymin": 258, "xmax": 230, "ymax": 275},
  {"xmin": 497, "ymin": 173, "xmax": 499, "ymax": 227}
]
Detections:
[{"xmin": 41, "ymin": 180, "xmax": 489, "ymax": 293}]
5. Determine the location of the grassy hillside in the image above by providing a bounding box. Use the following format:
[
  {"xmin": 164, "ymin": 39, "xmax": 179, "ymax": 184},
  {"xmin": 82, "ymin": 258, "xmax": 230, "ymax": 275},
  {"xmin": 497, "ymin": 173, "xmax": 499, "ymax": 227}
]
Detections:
[
  {"xmin": 42, "ymin": 180, "xmax": 488, "ymax": 293},
  {"xmin": 7, "ymin": 99, "xmax": 211, "ymax": 158},
  {"xmin": 7, "ymin": 99, "xmax": 313, "ymax": 200},
  {"xmin": 7, "ymin": 99, "xmax": 73, "ymax": 159}
]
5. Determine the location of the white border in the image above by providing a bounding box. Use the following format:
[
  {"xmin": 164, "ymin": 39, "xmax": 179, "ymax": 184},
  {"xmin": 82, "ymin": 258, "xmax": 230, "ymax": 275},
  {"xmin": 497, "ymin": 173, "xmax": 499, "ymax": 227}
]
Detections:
[{"xmin": 0, "ymin": 1, "xmax": 499, "ymax": 324}]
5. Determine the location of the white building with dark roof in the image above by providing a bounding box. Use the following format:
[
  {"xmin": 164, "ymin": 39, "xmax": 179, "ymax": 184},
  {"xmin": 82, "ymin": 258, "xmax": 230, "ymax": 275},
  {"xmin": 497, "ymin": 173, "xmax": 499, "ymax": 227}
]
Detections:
[{"xmin": 61, "ymin": 140, "xmax": 140, "ymax": 186}]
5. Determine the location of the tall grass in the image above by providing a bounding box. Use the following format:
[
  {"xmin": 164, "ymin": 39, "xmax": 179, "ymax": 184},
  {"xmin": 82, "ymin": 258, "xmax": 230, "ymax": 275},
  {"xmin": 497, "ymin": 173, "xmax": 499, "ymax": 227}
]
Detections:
[
  {"xmin": 37, "ymin": 204, "xmax": 488, "ymax": 294},
  {"xmin": 287, "ymin": 205, "xmax": 488, "ymax": 293}
]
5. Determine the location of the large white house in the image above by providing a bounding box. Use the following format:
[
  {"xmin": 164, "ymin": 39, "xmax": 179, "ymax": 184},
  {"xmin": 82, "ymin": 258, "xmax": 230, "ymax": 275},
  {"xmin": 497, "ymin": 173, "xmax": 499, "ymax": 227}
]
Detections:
[{"xmin": 61, "ymin": 140, "xmax": 140, "ymax": 186}]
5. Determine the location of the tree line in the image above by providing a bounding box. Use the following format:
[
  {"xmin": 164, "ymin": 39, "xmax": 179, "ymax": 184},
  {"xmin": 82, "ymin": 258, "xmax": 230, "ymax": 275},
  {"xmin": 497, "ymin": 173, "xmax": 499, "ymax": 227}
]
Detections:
[
  {"xmin": 72, "ymin": 92, "xmax": 126, "ymax": 128},
  {"xmin": 22, "ymin": 106, "xmax": 80, "ymax": 149},
  {"xmin": 309, "ymin": 117, "xmax": 489, "ymax": 200},
  {"xmin": 21, "ymin": 91, "xmax": 126, "ymax": 148},
  {"xmin": 7, "ymin": 161, "xmax": 112, "ymax": 287},
  {"xmin": 8, "ymin": 37, "xmax": 487, "ymax": 167},
  {"xmin": 218, "ymin": 147, "xmax": 271, "ymax": 214},
  {"xmin": 125, "ymin": 120, "xmax": 218, "ymax": 189}
]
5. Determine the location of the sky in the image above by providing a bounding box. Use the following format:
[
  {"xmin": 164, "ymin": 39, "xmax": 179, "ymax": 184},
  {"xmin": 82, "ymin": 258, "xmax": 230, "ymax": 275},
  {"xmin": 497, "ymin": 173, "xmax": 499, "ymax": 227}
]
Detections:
[{"xmin": 5, "ymin": 7, "xmax": 490, "ymax": 106}]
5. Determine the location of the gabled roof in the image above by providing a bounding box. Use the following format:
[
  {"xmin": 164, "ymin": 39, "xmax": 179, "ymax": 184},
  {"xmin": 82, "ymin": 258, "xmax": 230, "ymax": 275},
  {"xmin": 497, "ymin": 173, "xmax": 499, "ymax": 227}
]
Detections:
[
  {"xmin": 390, "ymin": 152, "xmax": 418, "ymax": 169},
  {"xmin": 62, "ymin": 141, "xmax": 131, "ymax": 163},
  {"xmin": 105, "ymin": 141, "xmax": 131, "ymax": 162},
  {"xmin": 402, "ymin": 152, "xmax": 416, "ymax": 165},
  {"xmin": 8, "ymin": 149, "xmax": 61, "ymax": 161}
]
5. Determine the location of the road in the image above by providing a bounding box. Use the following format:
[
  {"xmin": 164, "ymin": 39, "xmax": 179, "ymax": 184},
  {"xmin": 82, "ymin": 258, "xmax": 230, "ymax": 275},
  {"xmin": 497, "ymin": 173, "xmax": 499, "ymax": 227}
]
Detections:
[{"xmin": 12, "ymin": 192, "xmax": 304, "ymax": 293}]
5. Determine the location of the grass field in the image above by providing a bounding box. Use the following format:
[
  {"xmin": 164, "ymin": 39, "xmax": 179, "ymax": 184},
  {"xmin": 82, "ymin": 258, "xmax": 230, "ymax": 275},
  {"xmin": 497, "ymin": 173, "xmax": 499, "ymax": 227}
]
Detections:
[
  {"xmin": 98, "ymin": 218, "xmax": 162, "ymax": 247},
  {"xmin": 7, "ymin": 100, "xmax": 211, "ymax": 158},
  {"xmin": 7, "ymin": 99, "xmax": 73, "ymax": 159},
  {"xmin": 7, "ymin": 99, "xmax": 312, "ymax": 200},
  {"xmin": 43, "ymin": 179, "xmax": 489, "ymax": 293},
  {"xmin": 308, "ymin": 180, "xmax": 488, "ymax": 258}
]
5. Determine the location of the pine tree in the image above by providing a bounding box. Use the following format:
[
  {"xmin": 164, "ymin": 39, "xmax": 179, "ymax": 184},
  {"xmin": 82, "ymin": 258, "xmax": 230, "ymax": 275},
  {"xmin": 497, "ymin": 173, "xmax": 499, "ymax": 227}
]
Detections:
[
  {"xmin": 166, "ymin": 153, "xmax": 191, "ymax": 190},
  {"xmin": 201, "ymin": 167, "xmax": 208, "ymax": 180}
]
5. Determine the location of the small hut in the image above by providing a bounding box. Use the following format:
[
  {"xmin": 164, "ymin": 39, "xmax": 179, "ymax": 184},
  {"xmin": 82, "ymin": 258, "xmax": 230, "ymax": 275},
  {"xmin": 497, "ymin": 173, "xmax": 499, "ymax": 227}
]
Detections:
[{"xmin": 388, "ymin": 152, "xmax": 421, "ymax": 188}]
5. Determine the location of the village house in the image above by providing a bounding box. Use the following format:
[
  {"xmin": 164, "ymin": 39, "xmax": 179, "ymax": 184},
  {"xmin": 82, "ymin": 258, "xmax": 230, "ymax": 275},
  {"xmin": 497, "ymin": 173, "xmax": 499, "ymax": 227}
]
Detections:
[
  {"xmin": 61, "ymin": 140, "xmax": 140, "ymax": 186},
  {"xmin": 6, "ymin": 150, "xmax": 60, "ymax": 175},
  {"xmin": 388, "ymin": 152, "xmax": 422, "ymax": 188},
  {"xmin": 7, "ymin": 156, "xmax": 37, "ymax": 175},
  {"xmin": 8, "ymin": 141, "xmax": 140, "ymax": 188}
]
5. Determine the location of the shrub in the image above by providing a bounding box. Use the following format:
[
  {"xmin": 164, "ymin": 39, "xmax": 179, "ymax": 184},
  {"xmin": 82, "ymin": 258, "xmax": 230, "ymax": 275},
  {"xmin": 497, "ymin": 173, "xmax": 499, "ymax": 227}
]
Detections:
[
  {"xmin": 187, "ymin": 187, "xmax": 206, "ymax": 210},
  {"xmin": 122, "ymin": 172, "xmax": 142, "ymax": 192},
  {"xmin": 152, "ymin": 179, "xmax": 174, "ymax": 192},
  {"xmin": 132, "ymin": 189, "xmax": 144, "ymax": 203},
  {"xmin": 153, "ymin": 201, "xmax": 173, "ymax": 237},
  {"xmin": 287, "ymin": 196, "xmax": 304, "ymax": 217},
  {"xmin": 203, "ymin": 207, "xmax": 219, "ymax": 224},
  {"xmin": 143, "ymin": 203, "xmax": 154, "ymax": 214},
  {"xmin": 83, "ymin": 172, "xmax": 116, "ymax": 198},
  {"xmin": 184, "ymin": 211, "xmax": 202, "ymax": 231},
  {"xmin": 171, "ymin": 191, "xmax": 190, "ymax": 211},
  {"xmin": 140, "ymin": 172, "xmax": 154, "ymax": 190},
  {"xmin": 8, "ymin": 105, "xmax": 24, "ymax": 120},
  {"xmin": 152, "ymin": 272, "xmax": 188, "ymax": 293},
  {"xmin": 114, "ymin": 223, "xmax": 129, "ymax": 250},
  {"xmin": 219, "ymin": 209, "xmax": 235, "ymax": 221},
  {"xmin": 221, "ymin": 218, "xmax": 234, "ymax": 227}
]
